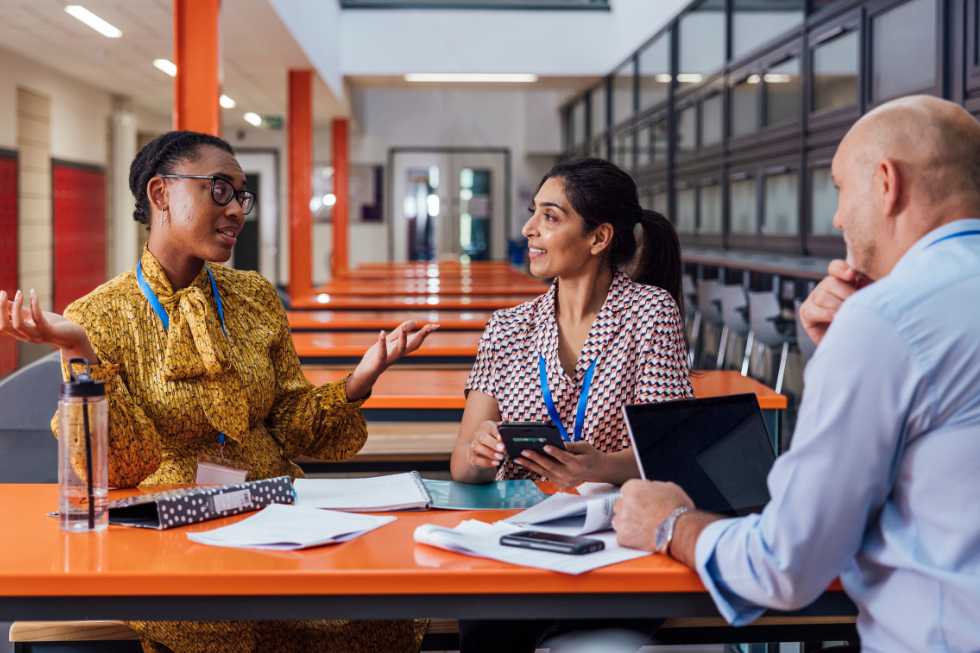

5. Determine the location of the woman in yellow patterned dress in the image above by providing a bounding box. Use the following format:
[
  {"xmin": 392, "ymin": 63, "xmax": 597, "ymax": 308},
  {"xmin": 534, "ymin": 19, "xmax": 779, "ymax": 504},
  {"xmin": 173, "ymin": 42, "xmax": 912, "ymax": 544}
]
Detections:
[{"xmin": 0, "ymin": 131, "xmax": 433, "ymax": 653}]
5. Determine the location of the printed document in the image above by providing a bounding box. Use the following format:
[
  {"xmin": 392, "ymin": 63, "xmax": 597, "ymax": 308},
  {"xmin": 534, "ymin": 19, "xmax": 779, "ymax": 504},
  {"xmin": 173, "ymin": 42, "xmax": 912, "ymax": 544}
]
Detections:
[
  {"xmin": 501, "ymin": 491, "xmax": 621, "ymax": 536},
  {"xmin": 294, "ymin": 472, "xmax": 432, "ymax": 512},
  {"xmin": 188, "ymin": 504, "xmax": 395, "ymax": 550}
]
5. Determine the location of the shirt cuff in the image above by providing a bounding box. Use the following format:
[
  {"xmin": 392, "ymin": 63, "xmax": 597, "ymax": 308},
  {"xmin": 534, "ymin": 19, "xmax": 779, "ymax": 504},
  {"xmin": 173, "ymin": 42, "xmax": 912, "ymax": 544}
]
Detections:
[
  {"xmin": 339, "ymin": 374, "xmax": 371, "ymax": 409},
  {"xmin": 695, "ymin": 518, "xmax": 767, "ymax": 626},
  {"xmin": 64, "ymin": 359, "xmax": 119, "ymax": 384}
]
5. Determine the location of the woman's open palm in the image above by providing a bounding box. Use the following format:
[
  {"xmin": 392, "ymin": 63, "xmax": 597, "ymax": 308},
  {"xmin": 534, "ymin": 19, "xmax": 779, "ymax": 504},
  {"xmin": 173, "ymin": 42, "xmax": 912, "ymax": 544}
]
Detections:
[{"xmin": 345, "ymin": 320, "xmax": 439, "ymax": 401}]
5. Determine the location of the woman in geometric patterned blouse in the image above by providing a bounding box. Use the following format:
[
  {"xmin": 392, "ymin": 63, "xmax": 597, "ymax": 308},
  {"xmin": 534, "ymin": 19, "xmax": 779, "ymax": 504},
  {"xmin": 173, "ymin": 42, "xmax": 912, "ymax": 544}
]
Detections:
[
  {"xmin": 452, "ymin": 157, "xmax": 694, "ymax": 492},
  {"xmin": 0, "ymin": 131, "xmax": 433, "ymax": 653}
]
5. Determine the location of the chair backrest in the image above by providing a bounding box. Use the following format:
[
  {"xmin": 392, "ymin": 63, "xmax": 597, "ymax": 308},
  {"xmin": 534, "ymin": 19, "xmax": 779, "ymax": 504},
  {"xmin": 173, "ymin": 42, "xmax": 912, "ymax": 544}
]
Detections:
[
  {"xmin": 696, "ymin": 279, "xmax": 723, "ymax": 325},
  {"xmin": 795, "ymin": 298, "xmax": 817, "ymax": 361},
  {"xmin": 682, "ymin": 274, "xmax": 697, "ymax": 319},
  {"xmin": 720, "ymin": 285, "xmax": 750, "ymax": 334},
  {"xmin": 0, "ymin": 352, "xmax": 62, "ymax": 430},
  {"xmin": 748, "ymin": 291, "xmax": 790, "ymax": 347}
]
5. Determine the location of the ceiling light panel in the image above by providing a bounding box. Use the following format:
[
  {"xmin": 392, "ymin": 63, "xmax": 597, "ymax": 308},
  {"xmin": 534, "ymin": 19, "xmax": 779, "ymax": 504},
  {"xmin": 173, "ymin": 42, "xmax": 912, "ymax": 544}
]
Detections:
[
  {"xmin": 64, "ymin": 6, "xmax": 122, "ymax": 38},
  {"xmin": 153, "ymin": 59, "xmax": 177, "ymax": 77},
  {"xmin": 404, "ymin": 73, "xmax": 539, "ymax": 83}
]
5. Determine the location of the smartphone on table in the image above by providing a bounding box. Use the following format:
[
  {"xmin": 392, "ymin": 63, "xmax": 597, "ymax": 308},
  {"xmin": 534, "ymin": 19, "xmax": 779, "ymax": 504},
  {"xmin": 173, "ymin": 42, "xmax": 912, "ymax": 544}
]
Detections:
[
  {"xmin": 500, "ymin": 530, "xmax": 605, "ymax": 555},
  {"xmin": 497, "ymin": 421, "xmax": 566, "ymax": 463}
]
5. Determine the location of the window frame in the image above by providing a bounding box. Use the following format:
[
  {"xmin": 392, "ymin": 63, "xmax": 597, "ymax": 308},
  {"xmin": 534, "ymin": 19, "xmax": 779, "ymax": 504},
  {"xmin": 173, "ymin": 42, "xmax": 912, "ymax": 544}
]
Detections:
[
  {"xmin": 728, "ymin": 63, "xmax": 765, "ymax": 147},
  {"xmin": 761, "ymin": 41, "xmax": 805, "ymax": 138},
  {"xmin": 727, "ymin": 167, "xmax": 762, "ymax": 244},
  {"xmin": 968, "ymin": 0, "xmax": 980, "ymax": 93},
  {"xmin": 865, "ymin": 0, "xmax": 944, "ymax": 109},
  {"xmin": 805, "ymin": 144, "xmax": 846, "ymax": 257},
  {"xmin": 634, "ymin": 107, "xmax": 670, "ymax": 175},
  {"xmin": 696, "ymin": 174, "xmax": 725, "ymax": 243},
  {"xmin": 611, "ymin": 57, "xmax": 639, "ymax": 130},
  {"xmin": 637, "ymin": 29, "xmax": 673, "ymax": 115},
  {"xmin": 807, "ymin": 9, "xmax": 863, "ymax": 133},
  {"xmin": 759, "ymin": 153, "xmax": 805, "ymax": 251}
]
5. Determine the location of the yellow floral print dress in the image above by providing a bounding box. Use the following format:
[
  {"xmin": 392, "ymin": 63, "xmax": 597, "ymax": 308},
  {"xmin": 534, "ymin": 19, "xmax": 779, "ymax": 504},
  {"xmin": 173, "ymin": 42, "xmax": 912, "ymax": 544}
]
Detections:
[{"xmin": 52, "ymin": 247, "xmax": 426, "ymax": 653}]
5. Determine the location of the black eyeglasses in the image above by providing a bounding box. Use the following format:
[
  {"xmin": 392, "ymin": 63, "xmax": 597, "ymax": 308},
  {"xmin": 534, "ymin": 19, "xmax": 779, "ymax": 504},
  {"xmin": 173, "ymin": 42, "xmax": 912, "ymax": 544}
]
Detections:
[{"xmin": 160, "ymin": 175, "xmax": 256, "ymax": 215}]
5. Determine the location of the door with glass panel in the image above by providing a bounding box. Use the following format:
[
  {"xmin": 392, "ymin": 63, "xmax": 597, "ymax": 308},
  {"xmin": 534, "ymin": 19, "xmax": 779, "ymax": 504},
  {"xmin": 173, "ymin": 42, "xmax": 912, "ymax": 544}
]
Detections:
[{"xmin": 390, "ymin": 149, "xmax": 508, "ymax": 262}]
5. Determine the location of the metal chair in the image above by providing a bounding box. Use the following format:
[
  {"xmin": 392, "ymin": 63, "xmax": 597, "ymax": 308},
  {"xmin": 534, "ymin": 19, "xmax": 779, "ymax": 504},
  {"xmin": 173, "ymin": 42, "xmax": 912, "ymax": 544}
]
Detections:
[
  {"xmin": 695, "ymin": 279, "xmax": 723, "ymax": 369},
  {"xmin": 795, "ymin": 298, "xmax": 817, "ymax": 362},
  {"xmin": 682, "ymin": 274, "xmax": 700, "ymax": 368},
  {"xmin": 719, "ymin": 285, "xmax": 753, "ymax": 372},
  {"xmin": 747, "ymin": 291, "xmax": 795, "ymax": 394}
]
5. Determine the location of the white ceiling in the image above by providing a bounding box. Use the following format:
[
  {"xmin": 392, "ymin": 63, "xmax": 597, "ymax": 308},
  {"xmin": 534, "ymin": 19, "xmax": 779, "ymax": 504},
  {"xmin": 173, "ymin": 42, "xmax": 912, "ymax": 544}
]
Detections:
[{"xmin": 0, "ymin": 0, "xmax": 346, "ymax": 128}]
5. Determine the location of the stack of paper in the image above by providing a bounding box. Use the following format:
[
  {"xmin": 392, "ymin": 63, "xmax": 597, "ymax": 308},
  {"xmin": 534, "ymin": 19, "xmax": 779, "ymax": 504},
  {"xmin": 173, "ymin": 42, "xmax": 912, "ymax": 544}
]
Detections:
[
  {"xmin": 501, "ymin": 491, "xmax": 621, "ymax": 536},
  {"xmin": 188, "ymin": 504, "xmax": 395, "ymax": 550},
  {"xmin": 413, "ymin": 519, "xmax": 648, "ymax": 575},
  {"xmin": 294, "ymin": 472, "xmax": 432, "ymax": 512}
]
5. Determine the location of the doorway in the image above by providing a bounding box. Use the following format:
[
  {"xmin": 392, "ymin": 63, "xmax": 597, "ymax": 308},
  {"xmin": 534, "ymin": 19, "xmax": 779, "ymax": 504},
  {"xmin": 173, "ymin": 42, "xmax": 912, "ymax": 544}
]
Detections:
[
  {"xmin": 234, "ymin": 150, "xmax": 279, "ymax": 283},
  {"xmin": 389, "ymin": 148, "xmax": 510, "ymax": 262}
]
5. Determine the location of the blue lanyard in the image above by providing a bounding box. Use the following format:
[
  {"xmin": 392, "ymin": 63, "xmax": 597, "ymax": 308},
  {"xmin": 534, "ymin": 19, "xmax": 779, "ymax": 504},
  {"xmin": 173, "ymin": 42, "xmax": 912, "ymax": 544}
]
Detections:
[
  {"xmin": 538, "ymin": 354, "xmax": 597, "ymax": 443},
  {"xmin": 136, "ymin": 262, "xmax": 228, "ymax": 446},
  {"xmin": 925, "ymin": 230, "xmax": 980, "ymax": 249}
]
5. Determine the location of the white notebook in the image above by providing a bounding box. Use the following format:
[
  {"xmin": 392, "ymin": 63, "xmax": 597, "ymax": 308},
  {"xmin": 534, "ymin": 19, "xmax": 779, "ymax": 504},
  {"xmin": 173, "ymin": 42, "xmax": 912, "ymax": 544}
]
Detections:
[
  {"xmin": 500, "ymin": 491, "xmax": 621, "ymax": 537},
  {"xmin": 293, "ymin": 471, "xmax": 433, "ymax": 512},
  {"xmin": 187, "ymin": 504, "xmax": 395, "ymax": 551}
]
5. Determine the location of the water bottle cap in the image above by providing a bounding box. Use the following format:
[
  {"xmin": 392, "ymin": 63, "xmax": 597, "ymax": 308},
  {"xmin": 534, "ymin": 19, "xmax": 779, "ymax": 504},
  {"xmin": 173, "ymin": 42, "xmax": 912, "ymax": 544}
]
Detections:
[{"xmin": 61, "ymin": 358, "xmax": 106, "ymax": 398}]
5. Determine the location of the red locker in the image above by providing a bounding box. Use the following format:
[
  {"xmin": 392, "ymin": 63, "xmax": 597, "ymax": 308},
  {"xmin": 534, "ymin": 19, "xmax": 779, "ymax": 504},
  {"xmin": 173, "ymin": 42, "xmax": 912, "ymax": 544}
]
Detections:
[
  {"xmin": 53, "ymin": 164, "xmax": 106, "ymax": 315},
  {"xmin": 0, "ymin": 155, "xmax": 17, "ymax": 376}
]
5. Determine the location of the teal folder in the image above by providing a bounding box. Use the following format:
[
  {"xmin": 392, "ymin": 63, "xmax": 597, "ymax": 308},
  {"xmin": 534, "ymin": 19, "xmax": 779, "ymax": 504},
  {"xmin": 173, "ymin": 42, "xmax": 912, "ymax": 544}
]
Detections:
[{"xmin": 422, "ymin": 479, "xmax": 547, "ymax": 511}]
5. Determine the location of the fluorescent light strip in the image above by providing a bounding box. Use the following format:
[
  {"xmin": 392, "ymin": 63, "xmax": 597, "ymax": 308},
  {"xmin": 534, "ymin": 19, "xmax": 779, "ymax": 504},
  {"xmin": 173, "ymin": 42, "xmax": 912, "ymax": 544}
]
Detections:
[
  {"xmin": 243, "ymin": 112, "xmax": 262, "ymax": 127},
  {"xmin": 65, "ymin": 5, "xmax": 122, "ymax": 38},
  {"xmin": 404, "ymin": 73, "xmax": 538, "ymax": 83},
  {"xmin": 153, "ymin": 59, "xmax": 177, "ymax": 77},
  {"xmin": 219, "ymin": 95, "xmax": 236, "ymax": 109}
]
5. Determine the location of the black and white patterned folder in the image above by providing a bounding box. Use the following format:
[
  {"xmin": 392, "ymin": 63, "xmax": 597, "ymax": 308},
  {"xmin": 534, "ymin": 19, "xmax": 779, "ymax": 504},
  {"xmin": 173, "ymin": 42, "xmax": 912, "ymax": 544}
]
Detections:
[{"xmin": 106, "ymin": 476, "xmax": 294, "ymax": 530}]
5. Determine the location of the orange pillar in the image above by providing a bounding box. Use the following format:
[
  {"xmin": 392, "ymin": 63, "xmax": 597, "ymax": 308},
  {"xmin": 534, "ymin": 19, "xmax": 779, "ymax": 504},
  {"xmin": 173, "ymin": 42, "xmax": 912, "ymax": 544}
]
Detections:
[
  {"xmin": 173, "ymin": 0, "xmax": 221, "ymax": 135},
  {"xmin": 332, "ymin": 118, "xmax": 350, "ymax": 278},
  {"xmin": 288, "ymin": 70, "xmax": 313, "ymax": 299}
]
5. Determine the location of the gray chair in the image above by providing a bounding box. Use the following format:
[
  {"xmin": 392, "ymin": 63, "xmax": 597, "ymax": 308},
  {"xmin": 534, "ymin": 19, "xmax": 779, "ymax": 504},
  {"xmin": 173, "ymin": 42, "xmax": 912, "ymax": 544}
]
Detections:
[
  {"xmin": 695, "ymin": 279, "xmax": 723, "ymax": 369},
  {"xmin": 747, "ymin": 291, "xmax": 794, "ymax": 394},
  {"xmin": 682, "ymin": 274, "xmax": 700, "ymax": 368},
  {"xmin": 0, "ymin": 352, "xmax": 62, "ymax": 484},
  {"xmin": 719, "ymin": 285, "xmax": 752, "ymax": 372},
  {"xmin": 795, "ymin": 297, "xmax": 818, "ymax": 361}
]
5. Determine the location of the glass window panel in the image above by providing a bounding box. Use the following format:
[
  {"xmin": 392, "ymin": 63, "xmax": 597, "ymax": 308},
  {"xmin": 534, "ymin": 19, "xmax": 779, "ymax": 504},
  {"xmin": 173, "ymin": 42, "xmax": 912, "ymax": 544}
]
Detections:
[
  {"xmin": 678, "ymin": 106, "xmax": 697, "ymax": 152},
  {"xmin": 765, "ymin": 56, "xmax": 801, "ymax": 125},
  {"xmin": 764, "ymin": 171, "xmax": 799, "ymax": 235},
  {"xmin": 677, "ymin": 187, "xmax": 697, "ymax": 233},
  {"xmin": 613, "ymin": 64, "xmax": 635, "ymax": 126},
  {"xmin": 653, "ymin": 191, "xmax": 668, "ymax": 214},
  {"xmin": 654, "ymin": 118, "xmax": 669, "ymax": 161},
  {"xmin": 732, "ymin": 75, "xmax": 760, "ymax": 138},
  {"xmin": 679, "ymin": 0, "xmax": 726, "ymax": 86},
  {"xmin": 699, "ymin": 183, "xmax": 723, "ymax": 234},
  {"xmin": 639, "ymin": 35, "xmax": 670, "ymax": 110},
  {"xmin": 812, "ymin": 30, "xmax": 859, "ymax": 112},
  {"xmin": 615, "ymin": 132, "xmax": 634, "ymax": 171},
  {"xmin": 730, "ymin": 177, "xmax": 758, "ymax": 234},
  {"xmin": 811, "ymin": 166, "xmax": 840, "ymax": 235},
  {"xmin": 733, "ymin": 0, "xmax": 804, "ymax": 60},
  {"xmin": 591, "ymin": 138, "xmax": 606, "ymax": 159},
  {"xmin": 572, "ymin": 100, "xmax": 586, "ymax": 145},
  {"xmin": 872, "ymin": 0, "xmax": 938, "ymax": 103},
  {"xmin": 641, "ymin": 193, "xmax": 655, "ymax": 210},
  {"xmin": 637, "ymin": 125, "xmax": 652, "ymax": 167},
  {"xmin": 591, "ymin": 84, "xmax": 607, "ymax": 137},
  {"xmin": 701, "ymin": 94, "xmax": 724, "ymax": 147}
]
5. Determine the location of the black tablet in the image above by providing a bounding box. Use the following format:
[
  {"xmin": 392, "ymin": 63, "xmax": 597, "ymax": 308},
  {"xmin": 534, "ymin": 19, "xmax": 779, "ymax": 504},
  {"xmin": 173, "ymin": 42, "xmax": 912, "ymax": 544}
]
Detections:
[
  {"xmin": 623, "ymin": 394, "xmax": 776, "ymax": 517},
  {"xmin": 498, "ymin": 421, "xmax": 566, "ymax": 463}
]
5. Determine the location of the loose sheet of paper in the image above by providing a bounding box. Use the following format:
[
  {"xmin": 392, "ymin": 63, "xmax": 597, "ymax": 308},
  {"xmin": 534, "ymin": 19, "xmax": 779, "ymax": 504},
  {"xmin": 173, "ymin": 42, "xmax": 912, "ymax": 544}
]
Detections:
[
  {"xmin": 501, "ymin": 492, "xmax": 621, "ymax": 536},
  {"xmin": 293, "ymin": 473, "xmax": 430, "ymax": 512},
  {"xmin": 414, "ymin": 520, "xmax": 648, "ymax": 575},
  {"xmin": 187, "ymin": 504, "xmax": 395, "ymax": 550}
]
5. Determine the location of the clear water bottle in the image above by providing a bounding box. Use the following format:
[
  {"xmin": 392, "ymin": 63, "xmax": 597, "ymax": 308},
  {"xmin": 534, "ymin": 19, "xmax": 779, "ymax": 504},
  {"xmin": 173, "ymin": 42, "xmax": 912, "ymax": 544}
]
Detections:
[{"xmin": 58, "ymin": 358, "xmax": 108, "ymax": 532}]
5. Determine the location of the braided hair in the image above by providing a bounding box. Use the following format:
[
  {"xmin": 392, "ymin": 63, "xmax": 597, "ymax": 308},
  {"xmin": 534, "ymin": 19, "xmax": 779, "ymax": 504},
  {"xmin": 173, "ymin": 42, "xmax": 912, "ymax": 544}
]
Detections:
[
  {"xmin": 128, "ymin": 130, "xmax": 235, "ymax": 228},
  {"xmin": 535, "ymin": 157, "xmax": 684, "ymax": 321}
]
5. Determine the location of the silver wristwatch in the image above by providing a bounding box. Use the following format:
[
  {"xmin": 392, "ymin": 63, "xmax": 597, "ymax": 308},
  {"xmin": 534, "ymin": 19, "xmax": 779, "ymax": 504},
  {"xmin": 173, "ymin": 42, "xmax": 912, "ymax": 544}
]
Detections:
[{"xmin": 654, "ymin": 507, "xmax": 690, "ymax": 555}]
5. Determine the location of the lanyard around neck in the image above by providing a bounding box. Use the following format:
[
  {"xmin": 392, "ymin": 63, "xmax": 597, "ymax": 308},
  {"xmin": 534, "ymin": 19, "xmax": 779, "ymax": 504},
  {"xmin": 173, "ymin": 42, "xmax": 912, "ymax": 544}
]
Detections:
[
  {"xmin": 136, "ymin": 263, "xmax": 226, "ymax": 336},
  {"xmin": 538, "ymin": 354, "xmax": 597, "ymax": 443},
  {"xmin": 136, "ymin": 262, "xmax": 228, "ymax": 446},
  {"xmin": 925, "ymin": 230, "xmax": 980, "ymax": 249}
]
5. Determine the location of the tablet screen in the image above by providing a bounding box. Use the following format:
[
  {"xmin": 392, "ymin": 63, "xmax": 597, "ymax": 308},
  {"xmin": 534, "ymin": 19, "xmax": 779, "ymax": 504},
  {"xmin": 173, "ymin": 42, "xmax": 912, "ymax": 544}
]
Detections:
[{"xmin": 624, "ymin": 394, "xmax": 775, "ymax": 516}]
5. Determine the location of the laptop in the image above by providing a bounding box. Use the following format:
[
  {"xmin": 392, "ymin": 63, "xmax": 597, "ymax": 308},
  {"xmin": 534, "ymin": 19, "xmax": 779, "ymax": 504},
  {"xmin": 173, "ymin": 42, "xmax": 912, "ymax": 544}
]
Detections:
[{"xmin": 622, "ymin": 394, "xmax": 776, "ymax": 517}]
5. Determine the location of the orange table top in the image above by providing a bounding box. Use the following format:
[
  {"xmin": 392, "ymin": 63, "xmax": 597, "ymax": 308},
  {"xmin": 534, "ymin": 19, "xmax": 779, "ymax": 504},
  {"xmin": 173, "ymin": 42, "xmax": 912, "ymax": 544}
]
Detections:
[
  {"xmin": 0, "ymin": 484, "xmax": 706, "ymax": 598},
  {"xmin": 293, "ymin": 331, "xmax": 481, "ymax": 359},
  {"xmin": 288, "ymin": 310, "xmax": 492, "ymax": 332},
  {"xmin": 308, "ymin": 280, "xmax": 546, "ymax": 297},
  {"xmin": 291, "ymin": 294, "xmax": 534, "ymax": 311},
  {"xmin": 303, "ymin": 369, "xmax": 787, "ymax": 411},
  {"xmin": 336, "ymin": 269, "xmax": 534, "ymax": 281}
]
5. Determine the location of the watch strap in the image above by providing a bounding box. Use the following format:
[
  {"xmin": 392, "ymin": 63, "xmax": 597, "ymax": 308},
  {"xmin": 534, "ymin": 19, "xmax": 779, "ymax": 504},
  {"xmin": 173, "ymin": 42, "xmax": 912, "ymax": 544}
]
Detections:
[{"xmin": 655, "ymin": 507, "xmax": 690, "ymax": 555}]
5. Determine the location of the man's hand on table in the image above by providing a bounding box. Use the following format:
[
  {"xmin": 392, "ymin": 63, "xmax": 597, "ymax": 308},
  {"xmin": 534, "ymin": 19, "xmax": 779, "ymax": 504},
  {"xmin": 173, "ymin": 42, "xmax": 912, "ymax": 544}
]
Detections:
[{"xmin": 612, "ymin": 479, "xmax": 722, "ymax": 569}]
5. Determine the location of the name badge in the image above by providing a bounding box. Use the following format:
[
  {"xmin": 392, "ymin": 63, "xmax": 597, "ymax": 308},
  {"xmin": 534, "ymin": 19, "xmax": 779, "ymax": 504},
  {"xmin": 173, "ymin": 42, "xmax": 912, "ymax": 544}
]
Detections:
[{"xmin": 195, "ymin": 454, "xmax": 249, "ymax": 485}]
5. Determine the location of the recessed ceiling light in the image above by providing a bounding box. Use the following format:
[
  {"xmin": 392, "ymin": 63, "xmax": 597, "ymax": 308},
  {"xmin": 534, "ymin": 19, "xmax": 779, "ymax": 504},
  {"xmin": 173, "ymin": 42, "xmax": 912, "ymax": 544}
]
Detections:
[
  {"xmin": 404, "ymin": 73, "xmax": 539, "ymax": 83},
  {"xmin": 676, "ymin": 73, "xmax": 703, "ymax": 83},
  {"xmin": 153, "ymin": 59, "xmax": 177, "ymax": 77},
  {"xmin": 65, "ymin": 6, "xmax": 122, "ymax": 38},
  {"xmin": 243, "ymin": 112, "xmax": 262, "ymax": 127},
  {"xmin": 219, "ymin": 95, "xmax": 236, "ymax": 109}
]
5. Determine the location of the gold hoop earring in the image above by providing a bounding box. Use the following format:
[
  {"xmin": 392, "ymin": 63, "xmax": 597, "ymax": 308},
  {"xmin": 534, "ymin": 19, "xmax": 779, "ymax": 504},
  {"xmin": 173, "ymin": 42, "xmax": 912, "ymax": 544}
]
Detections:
[{"xmin": 156, "ymin": 210, "xmax": 169, "ymax": 226}]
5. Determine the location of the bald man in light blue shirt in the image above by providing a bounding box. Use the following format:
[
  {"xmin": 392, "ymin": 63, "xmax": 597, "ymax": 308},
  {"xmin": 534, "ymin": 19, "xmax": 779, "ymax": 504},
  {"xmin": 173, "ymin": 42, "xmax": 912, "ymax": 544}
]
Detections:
[{"xmin": 613, "ymin": 95, "xmax": 980, "ymax": 652}]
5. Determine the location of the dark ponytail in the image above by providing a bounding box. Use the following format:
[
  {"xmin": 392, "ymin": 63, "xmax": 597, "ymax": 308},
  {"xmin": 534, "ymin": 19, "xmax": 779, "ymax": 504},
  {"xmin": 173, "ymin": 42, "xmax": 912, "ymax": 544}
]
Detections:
[
  {"xmin": 128, "ymin": 130, "xmax": 234, "ymax": 229},
  {"xmin": 536, "ymin": 158, "xmax": 684, "ymax": 321}
]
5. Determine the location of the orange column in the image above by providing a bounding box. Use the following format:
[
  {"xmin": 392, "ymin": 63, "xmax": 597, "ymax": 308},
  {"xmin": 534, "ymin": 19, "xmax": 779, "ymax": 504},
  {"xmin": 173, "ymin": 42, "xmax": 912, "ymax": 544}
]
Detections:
[
  {"xmin": 332, "ymin": 118, "xmax": 350, "ymax": 278},
  {"xmin": 173, "ymin": 0, "xmax": 221, "ymax": 135},
  {"xmin": 288, "ymin": 70, "xmax": 313, "ymax": 299}
]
